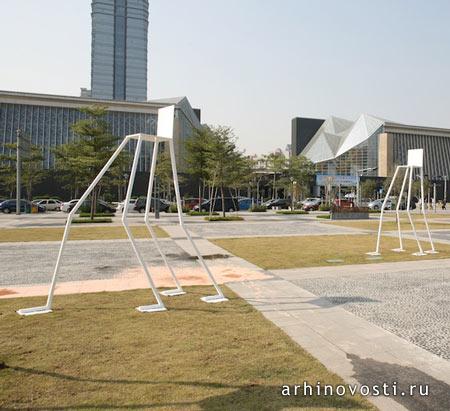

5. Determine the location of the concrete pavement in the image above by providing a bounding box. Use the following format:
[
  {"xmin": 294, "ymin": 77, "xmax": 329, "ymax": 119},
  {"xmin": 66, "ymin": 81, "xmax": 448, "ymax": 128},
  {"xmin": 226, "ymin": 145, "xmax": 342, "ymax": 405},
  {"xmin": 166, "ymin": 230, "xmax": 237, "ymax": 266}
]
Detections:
[{"xmin": 229, "ymin": 273, "xmax": 450, "ymax": 411}]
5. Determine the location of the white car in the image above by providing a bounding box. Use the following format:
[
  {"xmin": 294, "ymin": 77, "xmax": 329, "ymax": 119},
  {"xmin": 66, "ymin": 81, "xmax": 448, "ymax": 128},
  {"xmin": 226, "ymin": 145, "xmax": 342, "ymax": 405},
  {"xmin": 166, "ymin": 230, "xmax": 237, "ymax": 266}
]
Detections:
[
  {"xmin": 368, "ymin": 198, "xmax": 393, "ymax": 210},
  {"xmin": 116, "ymin": 199, "xmax": 139, "ymax": 213},
  {"xmin": 60, "ymin": 199, "xmax": 80, "ymax": 212},
  {"xmin": 33, "ymin": 199, "xmax": 62, "ymax": 211}
]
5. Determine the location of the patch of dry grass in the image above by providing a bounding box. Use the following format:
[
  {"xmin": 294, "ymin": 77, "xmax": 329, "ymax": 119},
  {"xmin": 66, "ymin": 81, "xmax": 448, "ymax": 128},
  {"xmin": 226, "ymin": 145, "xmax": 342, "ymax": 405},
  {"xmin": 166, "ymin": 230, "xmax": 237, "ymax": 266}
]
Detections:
[
  {"xmin": 327, "ymin": 218, "xmax": 450, "ymax": 232},
  {"xmin": 0, "ymin": 288, "xmax": 374, "ymax": 410},
  {"xmin": 0, "ymin": 225, "xmax": 168, "ymax": 243},
  {"xmin": 212, "ymin": 234, "xmax": 450, "ymax": 269}
]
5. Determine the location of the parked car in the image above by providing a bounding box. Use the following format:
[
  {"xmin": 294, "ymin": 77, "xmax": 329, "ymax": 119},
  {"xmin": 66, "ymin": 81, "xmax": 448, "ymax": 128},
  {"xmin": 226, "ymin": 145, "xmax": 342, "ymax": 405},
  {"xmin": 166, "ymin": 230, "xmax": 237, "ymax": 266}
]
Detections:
[
  {"xmin": 116, "ymin": 198, "xmax": 139, "ymax": 213},
  {"xmin": 368, "ymin": 198, "xmax": 393, "ymax": 210},
  {"xmin": 60, "ymin": 199, "xmax": 80, "ymax": 212},
  {"xmin": 238, "ymin": 197, "xmax": 252, "ymax": 210},
  {"xmin": 302, "ymin": 198, "xmax": 322, "ymax": 211},
  {"xmin": 134, "ymin": 197, "xmax": 171, "ymax": 213},
  {"xmin": 33, "ymin": 198, "xmax": 62, "ymax": 211},
  {"xmin": 0, "ymin": 199, "xmax": 45, "ymax": 214},
  {"xmin": 194, "ymin": 197, "xmax": 240, "ymax": 212},
  {"xmin": 72, "ymin": 199, "xmax": 116, "ymax": 214},
  {"xmin": 263, "ymin": 198, "xmax": 290, "ymax": 209}
]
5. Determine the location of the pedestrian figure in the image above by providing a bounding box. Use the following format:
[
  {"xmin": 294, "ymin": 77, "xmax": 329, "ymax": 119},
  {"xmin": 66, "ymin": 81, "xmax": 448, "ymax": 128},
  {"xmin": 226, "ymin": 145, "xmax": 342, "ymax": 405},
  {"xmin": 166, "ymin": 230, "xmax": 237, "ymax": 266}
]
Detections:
[{"xmin": 442, "ymin": 200, "xmax": 447, "ymax": 210}]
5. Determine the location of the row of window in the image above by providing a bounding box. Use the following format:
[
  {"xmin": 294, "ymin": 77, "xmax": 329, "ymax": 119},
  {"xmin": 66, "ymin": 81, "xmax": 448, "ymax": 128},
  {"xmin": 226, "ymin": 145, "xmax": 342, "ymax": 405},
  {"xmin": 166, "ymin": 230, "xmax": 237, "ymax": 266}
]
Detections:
[{"xmin": 0, "ymin": 103, "xmax": 157, "ymax": 170}]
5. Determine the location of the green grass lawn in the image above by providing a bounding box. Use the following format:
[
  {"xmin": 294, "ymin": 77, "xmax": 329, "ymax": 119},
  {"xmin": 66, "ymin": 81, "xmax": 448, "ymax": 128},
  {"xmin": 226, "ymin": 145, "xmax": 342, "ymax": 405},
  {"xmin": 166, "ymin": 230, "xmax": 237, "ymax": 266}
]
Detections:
[
  {"xmin": 0, "ymin": 288, "xmax": 373, "ymax": 410},
  {"xmin": 212, "ymin": 234, "xmax": 450, "ymax": 270},
  {"xmin": 0, "ymin": 225, "xmax": 168, "ymax": 242}
]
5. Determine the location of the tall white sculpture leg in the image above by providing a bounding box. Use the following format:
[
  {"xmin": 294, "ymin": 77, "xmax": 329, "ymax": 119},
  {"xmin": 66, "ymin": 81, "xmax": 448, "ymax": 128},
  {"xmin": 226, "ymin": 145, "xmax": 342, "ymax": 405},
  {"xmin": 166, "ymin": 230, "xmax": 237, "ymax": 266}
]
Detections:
[
  {"xmin": 168, "ymin": 139, "xmax": 228, "ymax": 303},
  {"xmin": 421, "ymin": 166, "xmax": 438, "ymax": 254},
  {"xmin": 144, "ymin": 139, "xmax": 185, "ymax": 297},
  {"xmin": 17, "ymin": 136, "xmax": 137, "ymax": 315},
  {"xmin": 367, "ymin": 166, "xmax": 402, "ymax": 256},
  {"xmin": 392, "ymin": 167, "xmax": 410, "ymax": 252},
  {"xmin": 121, "ymin": 137, "xmax": 167, "ymax": 313},
  {"xmin": 406, "ymin": 165, "xmax": 426, "ymax": 256}
]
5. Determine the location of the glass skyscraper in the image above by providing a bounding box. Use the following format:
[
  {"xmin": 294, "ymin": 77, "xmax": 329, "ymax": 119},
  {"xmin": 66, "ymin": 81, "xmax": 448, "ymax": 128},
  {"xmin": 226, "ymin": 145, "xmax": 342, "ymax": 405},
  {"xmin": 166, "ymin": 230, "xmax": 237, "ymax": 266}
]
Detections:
[{"xmin": 91, "ymin": 0, "xmax": 149, "ymax": 101}]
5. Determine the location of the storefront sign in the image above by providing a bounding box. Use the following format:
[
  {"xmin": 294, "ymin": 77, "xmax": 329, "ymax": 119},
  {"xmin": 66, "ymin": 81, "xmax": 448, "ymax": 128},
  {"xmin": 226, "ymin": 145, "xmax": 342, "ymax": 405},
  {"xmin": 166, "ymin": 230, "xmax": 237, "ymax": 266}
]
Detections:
[{"xmin": 316, "ymin": 174, "xmax": 359, "ymax": 187}]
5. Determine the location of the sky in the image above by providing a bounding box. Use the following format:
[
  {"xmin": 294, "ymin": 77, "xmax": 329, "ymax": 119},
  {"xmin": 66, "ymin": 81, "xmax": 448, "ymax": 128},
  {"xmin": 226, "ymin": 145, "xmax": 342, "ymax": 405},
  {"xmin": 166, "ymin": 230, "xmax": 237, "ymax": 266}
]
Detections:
[{"xmin": 1, "ymin": 0, "xmax": 450, "ymax": 155}]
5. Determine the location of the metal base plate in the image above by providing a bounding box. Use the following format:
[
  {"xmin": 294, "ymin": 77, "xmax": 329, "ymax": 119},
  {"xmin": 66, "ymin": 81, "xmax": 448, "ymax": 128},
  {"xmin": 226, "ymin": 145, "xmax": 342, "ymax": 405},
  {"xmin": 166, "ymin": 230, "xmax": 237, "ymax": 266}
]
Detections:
[
  {"xmin": 201, "ymin": 295, "xmax": 229, "ymax": 304},
  {"xmin": 136, "ymin": 304, "xmax": 167, "ymax": 313},
  {"xmin": 366, "ymin": 251, "xmax": 381, "ymax": 256},
  {"xmin": 391, "ymin": 248, "xmax": 405, "ymax": 252},
  {"xmin": 160, "ymin": 289, "xmax": 186, "ymax": 297},
  {"xmin": 17, "ymin": 306, "xmax": 52, "ymax": 316},
  {"xmin": 425, "ymin": 250, "xmax": 439, "ymax": 254},
  {"xmin": 412, "ymin": 252, "xmax": 427, "ymax": 256}
]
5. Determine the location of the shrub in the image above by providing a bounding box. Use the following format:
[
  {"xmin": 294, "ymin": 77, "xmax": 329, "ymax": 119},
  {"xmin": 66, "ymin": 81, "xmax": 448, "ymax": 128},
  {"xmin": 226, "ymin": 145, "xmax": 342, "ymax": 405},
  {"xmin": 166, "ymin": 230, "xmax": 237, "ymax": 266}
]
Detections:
[
  {"xmin": 168, "ymin": 204, "xmax": 189, "ymax": 213},
  {"xmin": 316, "ymin": 214, "xmax": 331, "ymax": 219},
  {"xmin": 79, "ymin": 212, "xmax": 115, "ymax": 217},
  {"xmin": 72, "ymin": 218, "xmax": 112, "ymax": 224},
  {"xmin": 188, "ymin": 211, "xmax": 219, "ymax": 216},
  {"xmin": 331, "ymin": 205, "xmax": 369, "ymax": 213},
  {"xmin": 204, "ymin": 216, "xmax": 244, "ymax": 222},
  {"xmin": 319, "ymin": 204, "xmax": 331, "ymax": 211},
  {"xmin": 250, "ymin": 205, "xmax": 267, "ymax": 212},
  {"xmin": 276, "ymin": 210, "xmax": 309, "ymax": 215}
]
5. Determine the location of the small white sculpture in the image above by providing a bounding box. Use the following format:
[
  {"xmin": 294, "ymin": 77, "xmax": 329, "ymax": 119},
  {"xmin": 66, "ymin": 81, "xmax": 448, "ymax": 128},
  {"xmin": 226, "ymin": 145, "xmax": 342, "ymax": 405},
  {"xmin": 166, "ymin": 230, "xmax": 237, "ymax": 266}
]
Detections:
[{"xmin": 367, "ymin": 149, "xmax": 436, "ymax": 256}]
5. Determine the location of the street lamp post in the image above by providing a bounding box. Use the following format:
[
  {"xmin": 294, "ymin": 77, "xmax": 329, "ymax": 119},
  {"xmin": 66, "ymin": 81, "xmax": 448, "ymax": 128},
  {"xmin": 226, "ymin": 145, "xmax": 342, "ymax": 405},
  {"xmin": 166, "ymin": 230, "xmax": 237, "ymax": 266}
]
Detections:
[
  {"xmin": 444, "ymin": 176, "xmax": 448, "ymax": 202},
  {"xmin": 16, "ymin": 129, "xmax": 22, "ymax": 215}
]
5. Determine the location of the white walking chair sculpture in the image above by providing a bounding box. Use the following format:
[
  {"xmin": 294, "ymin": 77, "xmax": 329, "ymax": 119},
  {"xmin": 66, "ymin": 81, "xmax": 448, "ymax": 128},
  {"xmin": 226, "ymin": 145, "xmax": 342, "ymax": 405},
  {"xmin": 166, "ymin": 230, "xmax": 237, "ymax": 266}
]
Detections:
[
  {"xmin": 17, "ymin": 105, "xmax": 228, "ymax": 316},
  {"xmin": 367, "ymin": 148, "xmax": 437, "ymax": 256}
]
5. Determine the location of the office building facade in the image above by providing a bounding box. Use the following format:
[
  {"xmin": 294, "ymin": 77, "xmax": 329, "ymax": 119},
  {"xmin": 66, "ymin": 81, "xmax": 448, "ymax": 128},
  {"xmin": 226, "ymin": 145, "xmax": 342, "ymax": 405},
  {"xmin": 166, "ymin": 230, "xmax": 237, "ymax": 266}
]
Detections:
[
  {"xmin": 294, "ymin": 113, "xmax": 450, "ymax": 196},
  {"xmin": 0, "ymin": 91, "xmax": 200, "ymax": 171},
  {"xmin": 91, "ymin": 0, "xmax": 149, "ymax": 101}
]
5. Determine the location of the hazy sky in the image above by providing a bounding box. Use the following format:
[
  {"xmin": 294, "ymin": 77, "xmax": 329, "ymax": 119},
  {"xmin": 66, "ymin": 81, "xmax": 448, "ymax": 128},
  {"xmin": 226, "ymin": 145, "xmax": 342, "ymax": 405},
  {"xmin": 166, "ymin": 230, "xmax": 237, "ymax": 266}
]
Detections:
[{"xmin": 1, "ymin": 0, "xmax": 450, "ymax": 154}]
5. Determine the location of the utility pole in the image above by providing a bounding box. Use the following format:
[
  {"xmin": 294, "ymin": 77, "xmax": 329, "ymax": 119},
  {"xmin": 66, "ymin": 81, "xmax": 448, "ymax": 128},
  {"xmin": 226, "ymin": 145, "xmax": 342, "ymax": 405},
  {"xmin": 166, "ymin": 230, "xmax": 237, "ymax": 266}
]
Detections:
[
  {"xmin": 16, "ymin": 129, "xmax": 22, "ymax": 215},
  {"xmin": 433, "ymin": 183, "xmax": 437, "ymax": 212},
  {"xmin": 444, "ymin": 176, "xmax": 448, "ymax": 202}
]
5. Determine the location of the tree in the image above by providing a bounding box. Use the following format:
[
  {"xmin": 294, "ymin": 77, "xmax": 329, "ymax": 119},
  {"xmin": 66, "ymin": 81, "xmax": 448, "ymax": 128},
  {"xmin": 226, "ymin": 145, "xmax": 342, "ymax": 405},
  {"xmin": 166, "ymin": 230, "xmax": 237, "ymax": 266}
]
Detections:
[
  {"xmin": 0, "ymin": 162, "xmax": 16, "ymax": 197},
  {"xmin": 0, "ymin": 134, "xmax": 44, "ymax": 200},
  {"xmin": 185, "ymin": 127, "xmax": 214, "ymax": 205},
  {"xmin": 360, "ymin": 179, "xmax": 378, "ymax": 200},
  {"xmin": 265, "ymin": 150, "xmax": 286, "ymax": 199},
  {"xmin": 281, "ymin": 155, "xmax": 315, "ymax": 209},
  {"xmin": 155, "ymin": 148, "xmax": 174, "ymax": 199},
  {"xmin": 54, "ymin": 105, "xmax": 126, "ymax": 219},
  {"xmin": 205, "ymin": 126, "xmax": 242, "ymax": 217}
]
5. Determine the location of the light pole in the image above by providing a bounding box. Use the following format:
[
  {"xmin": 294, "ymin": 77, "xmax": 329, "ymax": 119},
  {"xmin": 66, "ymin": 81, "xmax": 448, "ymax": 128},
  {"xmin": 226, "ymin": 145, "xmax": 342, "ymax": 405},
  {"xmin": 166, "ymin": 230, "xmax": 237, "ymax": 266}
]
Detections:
[
  {"xmin": 16, "ymin": 129, "xmax": 22, "ymax": 215},
  {"xmin": 444, "ymin": 176, "xmax": 448, "ymax": 203}
]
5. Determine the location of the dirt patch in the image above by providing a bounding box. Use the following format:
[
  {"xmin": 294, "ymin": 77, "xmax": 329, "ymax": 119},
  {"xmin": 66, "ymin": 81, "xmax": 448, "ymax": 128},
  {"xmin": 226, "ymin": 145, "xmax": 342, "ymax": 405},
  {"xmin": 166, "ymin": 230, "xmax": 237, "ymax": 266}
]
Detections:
[{"xmin": 0, "ymin": 289, "xmax": 17, "ymax": 297}]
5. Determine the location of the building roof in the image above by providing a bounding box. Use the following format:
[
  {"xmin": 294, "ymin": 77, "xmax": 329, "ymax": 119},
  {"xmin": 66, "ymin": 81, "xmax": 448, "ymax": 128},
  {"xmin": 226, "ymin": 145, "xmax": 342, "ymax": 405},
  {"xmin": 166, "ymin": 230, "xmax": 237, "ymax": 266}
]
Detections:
[
  {"xmin": 0, "ymin": 90, "xmax": 201, "ymax": 128},
  {"xmin": 301, "ymin": 111, "xmax": 450, "ymax": 164}
]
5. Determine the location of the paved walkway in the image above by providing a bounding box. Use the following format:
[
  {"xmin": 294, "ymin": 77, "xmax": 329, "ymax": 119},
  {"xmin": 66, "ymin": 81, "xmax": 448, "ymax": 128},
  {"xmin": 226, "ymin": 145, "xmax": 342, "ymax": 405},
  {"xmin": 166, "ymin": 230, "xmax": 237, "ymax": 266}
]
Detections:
[
  {"xmin": 229, "ymin": 271, "xmax": 450, "ymax": 411},
  {"xmin": 0, "ymin": 234, "xmax": 269, "ymax": 299},
  {"xmin": 276, "ymin": 261, "xmax": 450, "ymax": 360}
]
